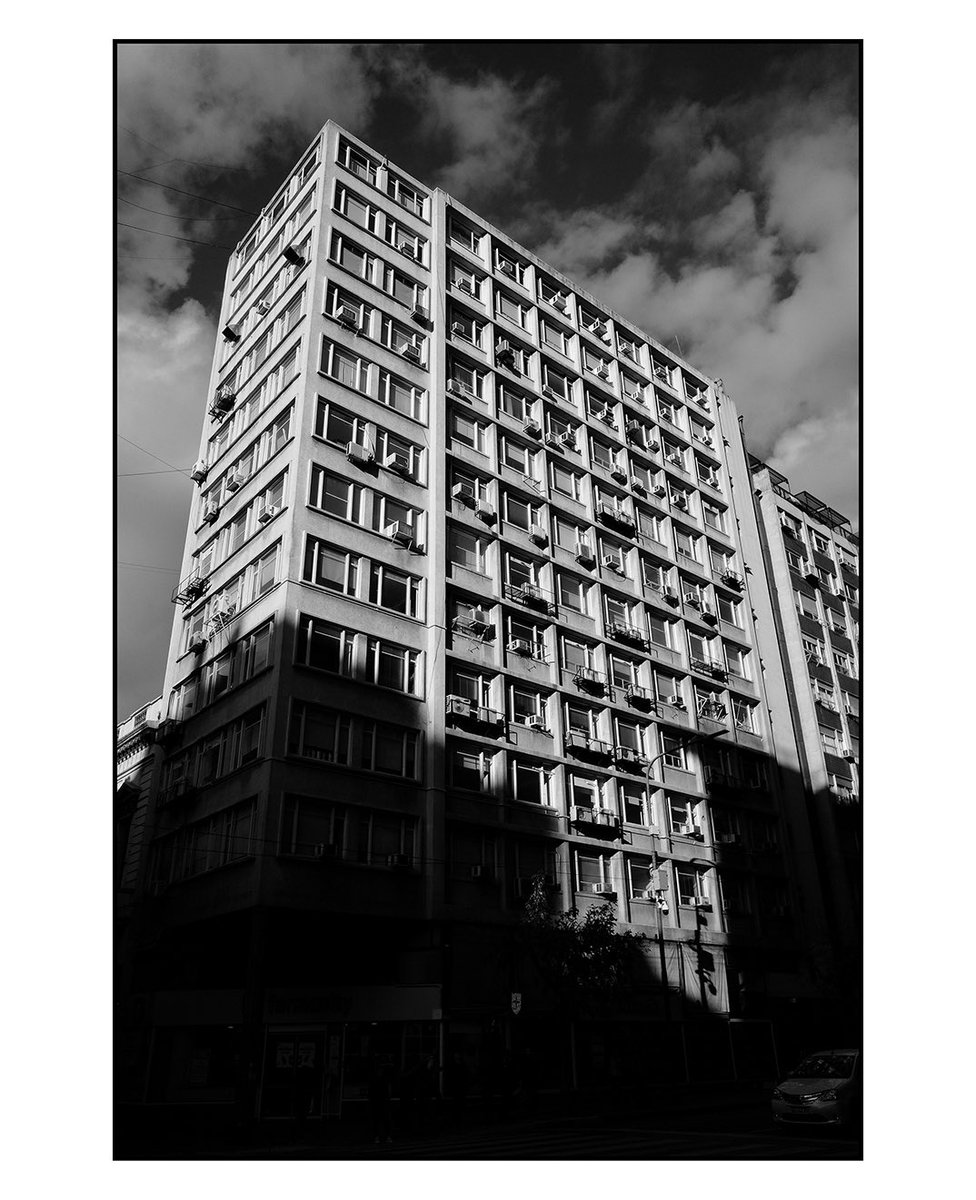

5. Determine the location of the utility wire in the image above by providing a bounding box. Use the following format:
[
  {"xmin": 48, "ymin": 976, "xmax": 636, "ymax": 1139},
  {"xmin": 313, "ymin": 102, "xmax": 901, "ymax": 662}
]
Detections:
[
  {"xmin": 117, "ymin": 434, "xmax": 191, "ymax": 476},
  {"xmin": 118, "ymin": 468, "xmax": 193, "ymax": 477},
  {"xmin": 117, "ymin": 195, "xmax": 246, "ymax": 222},
  {"xmin": 117, "ymin": 221, "xmax": 236, "ymax": 251},
  {"xmin": 118, "ymin": 125, "xmax": 250, "ymax": 173},
  {"xmin": 116, "ymin": 169, "xmax": 259, "ymax": 216},
  {"xmin": 118, "ymin": 561, "xmax": 181, "ymax": 573}
]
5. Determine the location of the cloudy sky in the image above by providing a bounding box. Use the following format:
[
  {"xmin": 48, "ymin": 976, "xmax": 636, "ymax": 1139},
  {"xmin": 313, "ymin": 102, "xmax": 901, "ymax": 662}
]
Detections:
[{"xmin": 116, "ymin": 41, "xmax": 860, "ymax": 721}]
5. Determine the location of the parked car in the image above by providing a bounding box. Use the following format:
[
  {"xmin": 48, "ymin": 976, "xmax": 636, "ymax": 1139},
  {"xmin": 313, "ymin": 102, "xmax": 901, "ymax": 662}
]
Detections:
[{"xmin": 771, "ymin": 1049, "xmax": 861, "ymax": 1128}]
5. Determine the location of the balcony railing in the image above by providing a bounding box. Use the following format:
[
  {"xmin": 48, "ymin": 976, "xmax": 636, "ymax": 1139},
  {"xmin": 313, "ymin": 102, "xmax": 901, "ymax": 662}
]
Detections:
[
  {"xmin": 573, "ymin": 667, "xmax": 608, "ymax": 694},
  {"xmin": 505, "ymin": 581, "xmax": 556, "ymax": 614},
  {"xmin": 564, "ymin": 732, "xmax": 613, "ymax": 760},
  {"xmin": 172, "ymin": 572, "xmax": 210, "ymax": 607}
]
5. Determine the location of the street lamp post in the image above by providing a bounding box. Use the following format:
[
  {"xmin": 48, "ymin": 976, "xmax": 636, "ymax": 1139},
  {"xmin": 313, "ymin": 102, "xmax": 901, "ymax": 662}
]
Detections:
[{"xmin": 642, "ymin": 729, "xmax": 726, "ymax": 1019}]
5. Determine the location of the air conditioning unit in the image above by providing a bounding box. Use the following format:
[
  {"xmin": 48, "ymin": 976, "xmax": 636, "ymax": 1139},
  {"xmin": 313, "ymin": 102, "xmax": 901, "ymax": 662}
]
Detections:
[
  {"xmin": 661, "ymin": 588, "xmax": 678, "ymax": 606},
  {"xmin": 203, "ymin": 502, "xmax": 220, "ymax": 524},
  {"xmin": 452, "ymin": 482, "xmax": 475, "ymax": 504},
  {"xmin": 469, "ymin": 609, "xmax": 490, "ymax": 628},
  {"xmin": 282, "ymin": 244, "xmax": 305, "ymax": 266},
  {"xmin": 652, "ymin": 484, "xmax": 668, "ymax": 497},
  {"xmin": 336, "ymin": 305, "xmax": 360, "ymax": 330},
  {"xmin": 225, "ymin": 472, "xmax": 245, "ymax": 493},
  {"xmin": 410, "ymin": 303, "xmax": 429, "ymax": 323},
  {"xmin": 701, "ymin": 608, "xmax": 718, "ymax": 625},
  {"xmin": 387, "ymin": 853, "xmax": 411, "ymax": 869},
  {"xmin": 543, "ymin": 385, "xmax": 561, "ymax": 401},
  {"xmin": 398, "ymin": 241, "xmax": 417, "ymax": 258},
  {"xmin": 684, "ymin": 592, "xmax": 701, "ymax": 608},
  {"xmin": 592, "ymin": 885, "xmax": 617, "ymax": 899},
  {"xmin": 545, "ymin": 432, "xmax": 563, "ymax": 448},
  {"xmin": 385, "ymin": 521, "xmax": 415, "ymax": 548},
  {"xmin": 716, "ymin": 832, "xmax": 739, "ymax": 845},
  {"xmin": 190, "ymin": 461, "xmax": 208, "ymax": 483},
  {"xmin": 447, "ymin": 378, "xmax": 471, "ymax": 399},
  {"xmin": 523, "ymin": 419, "xmax": 542, "ymax": 438},
  {"xmin": 508, "ymin": 638, "xmax": 533, "ymax": 656},
  {"xmin": 694, "ymin": 897, "xmax": 713, "ymax": 910},
  {"xmin": 588, "ymin": 319, "xmax": 608, "ymax": 336},
  {"xmin": 646, "ymin": 439, "xmax": 660, "ymax": 453},
  {"xmin": 596, "ymin": 365, "xmax": 610, "ymax": 380},
  {"xmin": 400, "ymin": 343, "xmax": 421, "ymax": 363},
  {"xmin": 258, "ymin": 505, "xmax": 280, "ymax": 524},
  {"xmin": 384, "ymin": 452, "xmax": 412, "ymax": 477},
  {"xmin": 456, "ymin": 278, "xmax": 473, "ymax": 294},
  {"xmin": 843, "ymin": 748, "xmax": 858, "ymax": 763},
  {"xmin": 210, "ymin": 606, "xmax": 236, "ymax": 630},
  {"xmin": 346, "ymin": 442, "xmax": 374, "ymax": 466},
  {"xmin": 666, "ymin": 453, "xmax": 683, "ymax": 466},
  {"xmin": 610, "ymin": 465, "xmax": 627, "ymax": 481},
  {"xmin": 558, "ymin": 430, "xmax": 577, "ymax": 447},
  {"xmin": 669, "ymin": 695, "xmax": 686, "ymax": 710},
  {"xmin": 451, "ymin": 322, "xmax": 466, "ymax": 337},
  {"xmin": 499, "ymin": 259, "xmax": 517, "ymax": 276},
  {"xmin": 552, "ymin": 294, "xmax": 568, "ymax": 312},
  {"xmin": 447, "ymin": 696, "xmax": 474, "ymax": 719},
  {"xmin": 624, "ymin": 389, "xmax": 642, "ymax": 403},
  {"xmin": 603, "ymin": 555, "xmax": 622, "ymax": 572},
  {"xmin": 222, "ymin": 322, "xmax": 241, "ymax": 343},
  {"xmin": 620, "ymin": 344, "xmax": 635, "ymax": 359},
  {"xmin": 187, "ymin": 633, "xmax": 207, "ymax": 654},
  {"xmin": 526, "ymin": 716, "xmax": 547, "ymax": 732},
  {"xmin": 673, "ymin": 495, "xmax": 688, "ymax": 510},
  {"xmin": 475, "ymin": 503, "xmax": 496, "ymax": 524},
  {"xmin": 255, "ymin": 299, "xmax": 272, "ymax": 316},
  {"xmin": 574, "ymin": 542, "xmax": 595, "ymax": 565},
  {"xmin": 184, "ymin": 576, "xmax": 208, "ymax": 599},
  {"xmin": 570, "ymin": 805, "xmax": 595, "ymax": 824},
  {"xmin": 313, "ymin": 842, "xmax": 339, "ymax": 859},
  {"xmin": 529, "ymin": 525, "xmax": 548, "ymax": 546}
]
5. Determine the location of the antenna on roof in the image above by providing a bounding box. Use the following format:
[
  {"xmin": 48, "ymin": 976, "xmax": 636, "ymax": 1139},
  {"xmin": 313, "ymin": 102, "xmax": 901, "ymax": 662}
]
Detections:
[{"xmin": 671, "ymin": 334, "xmax": 683, "ymax": 358}]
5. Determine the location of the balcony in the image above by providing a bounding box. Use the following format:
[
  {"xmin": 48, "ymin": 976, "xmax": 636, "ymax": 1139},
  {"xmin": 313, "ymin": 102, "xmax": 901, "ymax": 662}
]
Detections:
[
  {"xmin": 571, "ymin": 805, "xmax": 620, "ymax": 834},
  {"xmin": 564, "ymin": 732, "xmax": 613, "ymax": 761},
  {"xmin": 613, "ymin": 745, "xmax": 650, "ymax": 772},
  {"xmin": 624, "ymin": 684, "xmax": 656, "ymax": 711},
  {"xmin": 505, "ymin": 581, "xmax": 556, "ymax": 614},
  {"xmin": 607, "ymin": 620, "xmax": 647, "ymax": 648},
  {"xmin": 573, "ymin": 667, "xmax": 608, "ymax": 695},
  {"xmin": 172, "ymin": 573, "xmax": 210, "ymax": 607},
  {"xmin": 596, "ymin": 502, "xmax": 636, "ymax": 533},
  {"xmin": 208, "ymin": 381, "xmax": 237, "ymax": 421},
  {"xmin": 446, "ymin": 695, "xmax": 505, "ymax": 732}
]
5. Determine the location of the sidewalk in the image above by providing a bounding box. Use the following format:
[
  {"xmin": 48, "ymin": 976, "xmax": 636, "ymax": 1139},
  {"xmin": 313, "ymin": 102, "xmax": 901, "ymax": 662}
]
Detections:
[{"xmin": 117, "ymin": 1081, "xmax": 774, "ymax": 1159}]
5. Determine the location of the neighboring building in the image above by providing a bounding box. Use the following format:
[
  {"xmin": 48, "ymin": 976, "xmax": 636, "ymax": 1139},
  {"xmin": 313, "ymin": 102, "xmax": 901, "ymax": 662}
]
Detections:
[
  {"xmin": 116, "ymin": 122, "xmax": 858, "ymax": 1128},
  {"xmin": 748, "ymin": 459, "xmax": 861, "ymax": 988}
]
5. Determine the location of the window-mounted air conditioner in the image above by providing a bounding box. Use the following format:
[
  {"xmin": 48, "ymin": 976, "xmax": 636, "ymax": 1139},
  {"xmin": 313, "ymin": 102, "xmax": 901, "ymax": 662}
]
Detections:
[
  {"xmin": 526, "ymin": 716, "xmax": 547, "ymax": 732},
  {"xmin": 190, "ymin": 461, "xmax": 208, "ymax": 483},
  {"xmin": 336, "ymin": 306, "xmax": 360, "ymax": 330},
  {"xmin": 400, "ymin": 343, "xmax": 421, "ymax": 363},
  {"xmin": 225, "ymin": 472, "xmax": 245, "ymax": 493},
  {"xmin": 529, "ymin": 525, "xmax": 548, "ymax": 546},
  {"xmin": 475, "ymin": 503, "xmax": 496, "ymax": 523},
  {"xmin": 543, "ymin": 385, "xmax": 562, "ymax": 401},
  {"xmin": 346, "ymin": 442, "xmax": 374, "ymax": 466},
  {"xmin": 385, "ymin": 521, "xmax": 415, "ymax": 548},
  {"xmin": 398, "ymin": 241, "xmax": 417, "ymax": 258},
  {"xmin": 652, "ymin": 484, "xmax": 668, "ymax": 497},
  {"xmin": 384, "ymin": 452, "xmax": 412, "ymax": 477},
  {"xmin": 603, "ymin": 555, "xmax": 622, "ymax": 572},
  {"xmin": 282, "ymin": 245, "xmax": 305, "ymax": 266},
  {"xmin": 630, "ymin": 476, "xmax": 645, "ymax": 493},
  {"xmin": 221, "ymin": 322, "xmax": 241, "ymax": 343},
  {"xmin": 596, "ymin": 365, "xmax": 610, "ymax": 380},
  {"xmin": 558, "ymin": 430, "xmax": 577, "ymax": 447},
  {"xmin": 610, "ymin": 465, "xmax": 627, "ymax": 481},
  {"xmin": 258, "ymin": 505, "xmax": 280, "ymax": 524},
  {"xmin": 410, "ymin": 303, "xmax": 429, "ymax": 323},
  {"xmin": 456, "ymin": 277, "xmax": 473, "ymax": 294},
  {"xmin": 499, "ymin": 259, "xmax": 517, "ymax": 276},
  {"xmin": 255, "ymin": 299, "xmax": 272, "ymax": 316},
  {"xmin": 508, "ymin": 638, "xmax": 533, "ymax": 656},
  {"xmin": 574, "ymin": 542, "xmax": 594, "ymax": 564},
  {"xmin": 523, "ymin": 419, "xmax": 542, "ymax": 438},
  {"xmin": 587, "ymin": 319, "xmax": 608, "ymax": 336},
  {"xmin": 684, "ymin": 592, "xmax": 701, "ymax": 607},
  {"xmin": 452, "ymin": 482, "xmax": 475, "ymax": 504},
  {"xmin": 203, "ymin": 502, "xmax": 220, "ymax": 523}
]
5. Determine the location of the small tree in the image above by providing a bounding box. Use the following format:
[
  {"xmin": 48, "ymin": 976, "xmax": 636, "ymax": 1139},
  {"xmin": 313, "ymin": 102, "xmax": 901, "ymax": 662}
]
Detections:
[{"xmin": 519, "ymin": 874, "xmax": 646, "ymax": 1013}]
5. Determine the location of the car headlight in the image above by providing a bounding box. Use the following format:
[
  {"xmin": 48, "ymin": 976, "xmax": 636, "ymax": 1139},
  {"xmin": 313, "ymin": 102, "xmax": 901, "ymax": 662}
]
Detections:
[
  {"xmin": 771, "ymin": 1088, "xmax": 783, "ymax": 1100},
  {"xmin": 815, "ymin": 1089, "xmax": 838, "ymax": 1102}
]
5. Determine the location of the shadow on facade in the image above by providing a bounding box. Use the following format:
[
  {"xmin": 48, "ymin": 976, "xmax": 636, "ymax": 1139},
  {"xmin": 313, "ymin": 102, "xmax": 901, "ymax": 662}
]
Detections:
[{"xmin": 114, "ymin": 613, "xmax": 861, "ymax": 1153}]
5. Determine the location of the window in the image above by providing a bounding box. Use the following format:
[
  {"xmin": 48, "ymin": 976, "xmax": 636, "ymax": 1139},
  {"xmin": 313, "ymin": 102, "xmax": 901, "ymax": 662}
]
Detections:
[
  {"xmin": 587, "ymin": 391, "xmax": 617, "ymax": 428},
  {"xmin": 811, "ymin": 532, "xmax": 831, "ymax": 555},
  {"xmin": 702, "ymin": 501, "xmax": 726, "ymax": 532},
  {"xmin": 321, "ymin": 340, "xmax": 369, "ymax": 393},
  {"xmin": 696, "ymin": 458, "xmax": 720, "ymax": 490},
  {"xmin": 505, "ymin": 553, "xmax": 539, "ymax": 590},
  {"xmin": 369, "ymin": 562, "xmax": 423, "ymax": 617},
  {"xmin": 308, "ymin": 466, "xmax": 365, "ymax": 524},
  {"xmin": 820, "ymin": 724, "xmax": 843, "ymax": 755},
  {"xmin": 353, "ymin": 810, "xmax": 418, "ymax": 868},
  {"xmin": 561, "ymin": 639, "xmax": 594, "ymax": 676},
  {"xmin": 660, "ymin": 732, "xmax": 687, "ymax": 770},
  {"xmin": 538, "ymin": 277, "xmax": 569, "ymax": 308},
  {"xmin": 451, "ymin": 410, "xmax": 489, "ymax": 453},
  {"xmin": 647, "ymin": 614, "xmax": 672, "ymax": 649},
  {"xmin": 387, "ymin": 173, "xmax": 426, "ymax": 217},
  {"xmin": 450, "ymin": 259, "xmax": 483, "ymax": 298},
  {"xmin": 541, "ymin": 364, "xmax": 572, "ymax": 403},
  {"xmin": 657, "ymin": 395, "xmax": 678, "ymax": 426},
  {"xmin": 508, "ymin": 616, "xmax": 547, "ymax": 659},
  {"xmin": 731, "ymin": 698, "xmax": 756, "ymax": 732},
  {"xmin": 557, "ymin": 572, "xmax": 588, "ymax": 613},
  {"xmin": 510, "ymin": 686, "xmax": 547, "ymax": 727},
  {"xmin": 452, "ymin": 669, "xmax": 492, "ymax": 706},
  {"xmin": 450, "ymin": 310, "xmax": 485, "ymax": 349},
  {"xmin": 551, "ymin": 462, "xmax": 584, "ymax": 500},
  {"xmin": 360, "ymin": 719, "xmax": 421, "ymax": 778},
  {"xmin": 617, "ymin": 333, "xmax": 639, "ymax": 361},
  {"xmin": 366, "ymin": 638, "xmax": 422, "ymax": 695},
  {"xmin": 724, "ymin": 644, "xmax": 749, "ymax": 679},
  {"xmin": 541, "ymin": 321, "xmax": 571, "ymax": 355},
  {"xmin": 296, "ymin": 615, "xmax": 354, "ymax": 675},
  {"xmin": 690, "ymin": 416, "xmax": 713, "ymax": 445},
  {"xmin": 501, "ymin": 437, "xmax": 538, "ymax": 478},
  {"xmin": 334, "ymin": 183, "xmax": 378, "ymax": 233},
  {"xmin": 495, "ymin": 289, "xmax": 529, "ymax": 328},
  {"xmin": 828, "ymin": 609, "xmax": 848, "ymax": 635},
  {"xmin": 674, "ymin": 527, "xmax": 699, "ymax": 561},
  {"xmin": 288, "ymin": 702, "xmax": 351, "ymax": 764},
  {"xmin": 504, "ymin": 492, "xmax": 539, "ymax": 531},
  {"xmin": 615, "ymin": 717, "xmax": 647, "ymax": 754},
  {"xmin": 654, "ymin": 671, "xmax": 682, "ymax": 707},
  {"xmin": 575, "ymin": 852, "xmax": 613, "ymax": 895},
  {"xmin": 385, "ymin": 218, "xmax": 426, "ymax": 264},
  {"xmin": 590, "ymin": 437, "xmax": 617, "ymax": 472},
  {"xmin": 377, "ymin": 370, "xmax": 425, "ymax": 421},
  {"xmin": 451, "ymin": 468, "xmax": 487, "ymax": 506},
  {"xmin": 812, "ymin": 679, "xmax": 837, "ymax": 709},
  {"xmin": 641, "ymin": 557, "xmax": 668, "ymax": 594},
  {"xmin": 450, "ymin": 218, "xmax": 483, "ymax": 256},
  {"xmin": 621, "ymin": 375, "xmax": 645, "ymax": 404},
  {"xmin": 510, "ymin": 759, "xmax": 551, "ymax": 805},
  {"xmin": 716, "ymin": 594, "xmax": 742, "ymax": 626},
  {"xmin": 303, "ymin": 537, "xmax": 359, "ymax": 595},
  {"xmin": 780, "ymin": 511, "xmax": 804, "ymax": 539},
  {"xmin": 844, "ymin": 582, "xmax": 859, "ymax": 604},
  {"xmin": 330, "ymin": 231, "xmax": 374, "ymax": 282},
  {"xmin": 314, "ymin": 398, "xmax": 366, "ymax": 451},
  {"xmin": 620, "ymin": 782, "xmax": 652, "ymax": 827},
  {"xmin": 802, "ymin": 635, "xmax": 825, "ymax": 664},
  {"xmin": 453, "ymin": 746, "xmax": 492, "ymax": 792},
  {"xmin": 786, "ymin": 548, "xmax": 807, "ymax": 573},
  {"xmin": 449, "ymin": 526, "xmax": 488, "ymax": 573},
  {"xmin": 674, "ymin": 865, "xmax": 709, "ymax": 907},
  {"xmin": 637, "ymin": 508, "xmax": 665, "ymax": 544},
  {"xmin": 569, "ymin": 773, "xmax": 602, "ymax": 810},
  {"xmin": 833, "ymin": 651, "xmax": 857, "ymax": 678},
  {"xmin": 495, "ymin": 249, "xmax": 525, "ymax": 284},
  {"xmin": 338, "ymin": 138, "xmax": 378, "ymax": 184},
  {"xmin": 695, "ymin": 686, "xmax": 727, "ymax": 722},
  {"xmin": 376, "ymin": 429, "xmax": 426, "ymax": 483},
  {"xmin": 499, "ymin": 386, "xmax": 531, "ymax": 423}
]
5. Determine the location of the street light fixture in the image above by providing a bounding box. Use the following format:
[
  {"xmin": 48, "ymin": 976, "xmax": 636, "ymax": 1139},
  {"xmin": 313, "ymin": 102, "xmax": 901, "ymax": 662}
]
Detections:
[{"xmin": 642, "ymin": 729, "xmax": 726, "ymax": 1018}]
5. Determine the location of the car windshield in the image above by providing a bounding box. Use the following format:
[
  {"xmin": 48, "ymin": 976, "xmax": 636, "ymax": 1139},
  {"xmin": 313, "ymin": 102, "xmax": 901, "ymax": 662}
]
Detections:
[{"xmin": 787, "ymin": 1054, "xmax": 855, "ymax": 1079}]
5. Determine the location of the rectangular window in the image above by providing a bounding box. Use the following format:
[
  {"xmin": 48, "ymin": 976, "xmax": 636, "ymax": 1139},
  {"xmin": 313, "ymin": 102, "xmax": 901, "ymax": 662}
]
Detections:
[
  {"xmin": 660, "ymin": 732, "xmax": 686, "ymax": 769},
  {"xmin": 296, "ymin": 614, "xmax": 354, "ymax": 676},
  {"xmin": 716, "ymin": 594, "xmax": 742, "ymax": 626},
  {"xmin": 360, "ymin": 719, "xmax": 421, "ymax": 778},
  {"xmin": 557, "ymin": 572, "xmax": 588, "ymax": 613},
  {"xmin": 303, "ymin": 537, "xmax": 359, "ymax": 595},
  {"xmin": 620, "ymin": 782, "xmax": 652, "ymax": 827},
  {"xmin": 334, "ymin": 183, "xmax": 379, "ymax": 233},
  {"xmin": 452, "ymin": 411, "xmax": 488, "ymax": 453},
  {"xmin": 510, "ymin": 759, "xmax": 550, "ymax": 805},
  {"xmin": 449, "ymin": 527, "xmax": 487, "ymax": 573},
  {"xmin": 551, "ymin": 462, "xmax": 583, "ymax": 500},
  {"xmin": 321, "ymin": 340, "xmax": 369, "ymax": 392},
  {"xmin": 369, "ymin": 562, "xmax": 423, "ymax": 617},
  {"xmin": 288, "ymin": 702, "xmax": 351, "ymax": 764},
  {"xmin": 453, "ymin": 746, "xmax": 491, "ymax": 792},
  {"xmin": 366, "ymin": 638, "xmax": 421, "ymax": 695}
]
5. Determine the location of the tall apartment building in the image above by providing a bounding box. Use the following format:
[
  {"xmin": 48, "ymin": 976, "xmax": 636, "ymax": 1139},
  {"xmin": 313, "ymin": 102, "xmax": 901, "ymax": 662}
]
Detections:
[
  {"xmin": 748, "ymin": 460, "xmax": 861, "ymax": 983},
  {"xmin": 117, "ymin": 122, "xmax": 856, "ymax": 1126}
]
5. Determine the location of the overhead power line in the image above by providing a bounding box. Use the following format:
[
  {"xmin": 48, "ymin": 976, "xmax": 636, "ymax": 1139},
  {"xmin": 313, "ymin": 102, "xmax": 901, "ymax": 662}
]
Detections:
[
  {"xmin": 118, "ymin": 468, "xmax": 192, "ymax": 477},
  {"xmin": 116, "ymin": 169, "xmax": 259, "ymax": 216},
  {"xmin": 117, "ymin": 434, "xmax": 191, "ymax": 477},
  {"xmin": 117, "ymin": 195, "xmax": 245, "ymax": 222},
  {"xmin": 116, "ymin": 221, "xmax": 235, "ymax": 251},
  {"xmin": 117, "ymin": 124, "xmax": 250, "ymax": 173}
]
